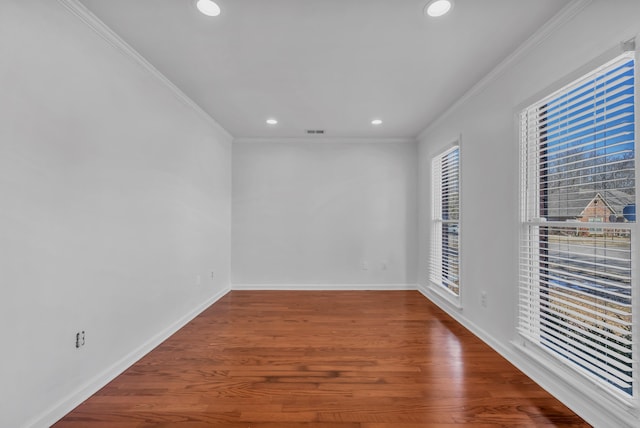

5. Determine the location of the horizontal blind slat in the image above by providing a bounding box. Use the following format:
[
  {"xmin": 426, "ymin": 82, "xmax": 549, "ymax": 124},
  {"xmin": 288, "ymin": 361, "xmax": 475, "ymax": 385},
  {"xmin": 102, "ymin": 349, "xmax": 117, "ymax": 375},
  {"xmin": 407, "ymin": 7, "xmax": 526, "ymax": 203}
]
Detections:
[
  {"xmin": 518, "ymin": 52, "xmax": 635, "ymax": 397},
  {"xmin": 431, "ymin": 146, "xmax": 460, "ymax": 297}
]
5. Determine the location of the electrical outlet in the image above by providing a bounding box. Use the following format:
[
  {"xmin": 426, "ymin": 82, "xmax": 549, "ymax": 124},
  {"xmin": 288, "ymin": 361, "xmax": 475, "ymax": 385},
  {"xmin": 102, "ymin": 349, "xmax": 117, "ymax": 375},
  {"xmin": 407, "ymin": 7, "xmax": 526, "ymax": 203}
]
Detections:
[
  {"xmin": 75, "ymin": 331, "xmax": 85, "ymax": 348},
  {"xmin": 380, "ymin": 261, "xmax": 388, "ymax": 271},
  {"xmin": 210, "ymin": 271, "xmax": 214, "ymax": 279},
  {"xmin": 362, "ymin": 261, "xmax": 369, "ymax": 271},
  {"xmin": 481, "ymin": 291, "xmax": 488, "ymax": 308}
]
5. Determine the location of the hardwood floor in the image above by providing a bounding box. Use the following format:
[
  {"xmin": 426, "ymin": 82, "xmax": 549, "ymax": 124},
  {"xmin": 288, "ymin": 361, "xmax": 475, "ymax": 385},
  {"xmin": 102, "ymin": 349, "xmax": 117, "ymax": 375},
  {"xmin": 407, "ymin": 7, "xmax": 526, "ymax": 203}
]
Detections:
[{"xmin": 54, "ymin": 291, "xmax": 589, "ymax": 427}]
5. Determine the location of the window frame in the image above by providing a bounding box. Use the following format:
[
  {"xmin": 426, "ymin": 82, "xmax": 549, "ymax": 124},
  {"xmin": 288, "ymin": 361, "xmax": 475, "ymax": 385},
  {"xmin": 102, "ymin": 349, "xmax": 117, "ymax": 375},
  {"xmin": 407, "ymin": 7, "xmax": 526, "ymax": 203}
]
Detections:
[
  {"xmin": 518, "ymin": 51, "xmax": 638, "ymax": 404},
  {"xmin": 430, "ymin": 142, "xmax": 461, "ymax": 306}
]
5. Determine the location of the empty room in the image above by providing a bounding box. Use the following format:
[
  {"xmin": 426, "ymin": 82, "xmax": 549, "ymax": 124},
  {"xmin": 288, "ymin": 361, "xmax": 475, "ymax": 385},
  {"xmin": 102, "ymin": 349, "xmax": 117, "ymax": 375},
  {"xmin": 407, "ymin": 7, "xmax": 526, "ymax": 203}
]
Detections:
[{"xmin": 2, "ymin": 0, "xmax": 640, "ymax": 427}]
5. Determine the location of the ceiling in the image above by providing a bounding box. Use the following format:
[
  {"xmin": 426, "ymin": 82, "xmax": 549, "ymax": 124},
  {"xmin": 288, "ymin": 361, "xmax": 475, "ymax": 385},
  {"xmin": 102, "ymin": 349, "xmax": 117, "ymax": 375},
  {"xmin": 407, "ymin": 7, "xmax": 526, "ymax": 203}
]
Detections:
[{"xmin": 77, "ymin": 0, "xmax": 572, "ymax": 139}]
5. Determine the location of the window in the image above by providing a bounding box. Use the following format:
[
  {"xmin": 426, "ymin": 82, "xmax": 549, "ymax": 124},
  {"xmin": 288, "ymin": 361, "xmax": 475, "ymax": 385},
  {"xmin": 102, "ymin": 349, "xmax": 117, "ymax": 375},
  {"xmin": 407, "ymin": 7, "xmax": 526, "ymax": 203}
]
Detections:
[
  {"xmin": 431, "ymin": 145, "xmax": 460, "ymax": 297},
  {"xmin": 519, "ymin": 52, "xmax": 636, "ymax": 398}
]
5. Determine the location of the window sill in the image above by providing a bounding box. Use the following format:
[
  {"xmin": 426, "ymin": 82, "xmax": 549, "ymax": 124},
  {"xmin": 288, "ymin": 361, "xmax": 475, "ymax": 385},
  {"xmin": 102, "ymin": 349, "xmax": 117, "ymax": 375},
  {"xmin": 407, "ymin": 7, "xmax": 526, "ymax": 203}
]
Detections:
[{"xmin": 427, "ymin": 281, "xmax": 462, "ymax": 310}]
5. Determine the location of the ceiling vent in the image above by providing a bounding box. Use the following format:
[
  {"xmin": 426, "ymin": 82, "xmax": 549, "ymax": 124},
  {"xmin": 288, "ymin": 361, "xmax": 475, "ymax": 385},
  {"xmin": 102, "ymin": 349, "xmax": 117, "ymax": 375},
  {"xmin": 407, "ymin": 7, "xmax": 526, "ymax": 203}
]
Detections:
[{"xmin": 306, "ymin": 129, "xmax": 325, "ymax": 135}]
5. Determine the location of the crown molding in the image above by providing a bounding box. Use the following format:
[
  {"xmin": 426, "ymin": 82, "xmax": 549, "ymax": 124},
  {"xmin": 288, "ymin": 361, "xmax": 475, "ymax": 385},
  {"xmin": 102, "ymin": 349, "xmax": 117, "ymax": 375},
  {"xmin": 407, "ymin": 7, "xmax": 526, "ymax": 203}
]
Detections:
[
  {"xmin": 233, "ymin": 137, "xmax": 417, "ymax": 144},
  {"xmin": 56, "ymin": 0, "xmax": 233, "ymax": 141},
  {"xmin": 416, "ymin": 0, "xmax": 593, "ymax": 141}
]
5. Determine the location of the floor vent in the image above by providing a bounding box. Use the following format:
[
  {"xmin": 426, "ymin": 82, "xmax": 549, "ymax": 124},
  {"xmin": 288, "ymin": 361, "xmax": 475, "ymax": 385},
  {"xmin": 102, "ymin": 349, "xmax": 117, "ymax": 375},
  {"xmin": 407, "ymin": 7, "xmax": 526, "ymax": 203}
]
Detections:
[{"xmin": 306, "ymin": 129, "xmax": 325, "ymax": 134}]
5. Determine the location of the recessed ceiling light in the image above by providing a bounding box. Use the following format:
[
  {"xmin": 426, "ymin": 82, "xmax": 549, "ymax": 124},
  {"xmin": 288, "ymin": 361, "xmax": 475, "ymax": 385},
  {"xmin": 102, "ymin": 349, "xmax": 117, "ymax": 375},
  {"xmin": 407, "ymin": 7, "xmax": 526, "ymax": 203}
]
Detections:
[
  {"xmin": 371, "ymin": 119, "xmax": 383, "ymax": 125},
  {"xmin": 196, "ymin": 0, "xmax": 221, "ymax": 17},
  {"xmin": 266, "ymin": 118, "xmax": 278, "ymax": 125},
  {"xmin": 425, "ymin": 0, "xmax": 453, "ymax": 17}
]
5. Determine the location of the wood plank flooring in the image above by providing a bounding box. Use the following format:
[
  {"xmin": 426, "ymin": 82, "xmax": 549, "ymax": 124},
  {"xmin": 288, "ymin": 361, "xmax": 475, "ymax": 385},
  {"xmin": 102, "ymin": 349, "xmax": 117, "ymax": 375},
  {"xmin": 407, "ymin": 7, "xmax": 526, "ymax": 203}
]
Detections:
[{"xmin": 54, "ymin": 291, "xmax": 589, "ymax": 427}]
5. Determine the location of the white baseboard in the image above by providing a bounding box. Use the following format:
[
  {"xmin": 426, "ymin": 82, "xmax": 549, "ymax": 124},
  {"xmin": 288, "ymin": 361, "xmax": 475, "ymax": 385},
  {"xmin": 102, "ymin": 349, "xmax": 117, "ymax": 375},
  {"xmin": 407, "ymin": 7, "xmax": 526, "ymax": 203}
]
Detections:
[
  {"xmin": 31, "ymin": 286, "xmax": 231, "ymax": 428},
  {"xmin": 37, "ymin": 283, "xmax": 634, "ymax": 427},
  {"xmin": 231, "ymin": 283, "xmax": 418, "ymax": 291},
  {"xmin": 416, "ymin": 284, "xmax": 638, "ymax": 428}
]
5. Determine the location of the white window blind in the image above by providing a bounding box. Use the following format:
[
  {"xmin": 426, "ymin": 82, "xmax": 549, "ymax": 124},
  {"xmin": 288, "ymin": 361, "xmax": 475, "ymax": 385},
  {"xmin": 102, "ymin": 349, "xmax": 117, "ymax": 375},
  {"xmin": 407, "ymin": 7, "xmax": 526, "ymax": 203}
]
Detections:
[
  {"xmin": 519, "ymin": 52, "xmax": 636, "ymax": 398},
  {"xmin": 431, "ymin": 146, "xmax": 460, "ymax": 296}
]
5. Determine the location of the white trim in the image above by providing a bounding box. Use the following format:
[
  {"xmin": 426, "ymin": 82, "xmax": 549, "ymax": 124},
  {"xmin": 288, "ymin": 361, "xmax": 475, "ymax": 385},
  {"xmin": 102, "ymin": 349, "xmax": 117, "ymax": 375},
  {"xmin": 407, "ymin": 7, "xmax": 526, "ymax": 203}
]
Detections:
[
  {"xmin": 428, "ymin": 280, "xmax": 462, "ymax": 309},
  {"xmin": 518, "ymin": 51, "xmax": 636, "ymax": 401},
  {"xmin": 632, "ymin": 46, "xmax": 640, "ymax": 414},
  {"xmin": 417, "ymin": 0, "xmax": 593, "ymax": 140},
  {"xmin": 231, "ymin": 283, "xmax": 418, "ymax": 291},
  {"xmin": 233, "ymin": 137, "xmax": 417, "ymax": 145},
  {"xmin": 417, "ymin": 284, "xmax": 639, "ymax": 427},
  {"xmin": 429, "ymin": 140, "xmax": 461, "ymax": 305},
  {"xmin": 55, "ymin": 0, "xmax": 232, "ymax": 141},
  {"xmin": 418, "ymin": 283, "xmax": 462, "ymax": 314},
  {"xmin": 29, "ymin": 286, "xmax": 231, "ymax": 428},
  {"xmin": 510, "ymin": 341, "xmax": 640, "ymax": 427},
  {"xmin": 517, "ymin": 44, "xmax": 636, "ymax": 113}
]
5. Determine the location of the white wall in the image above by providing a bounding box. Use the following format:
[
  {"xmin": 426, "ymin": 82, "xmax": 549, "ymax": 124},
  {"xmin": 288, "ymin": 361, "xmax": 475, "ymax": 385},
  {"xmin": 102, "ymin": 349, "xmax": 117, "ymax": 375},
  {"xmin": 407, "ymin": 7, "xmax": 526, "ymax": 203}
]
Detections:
[
  {"xmin": 417, "ymin": 1, "xmax": 640, "ymax": 426},
  {"xmin": 232, "ymin": 139, "xmax": 417, "ymax": 288},
  {"xmin": 0, "ymin": 1, "xmax": 231, "ymax": 427}
]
